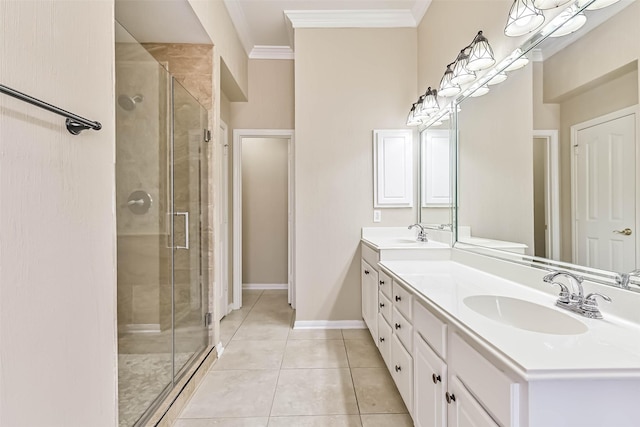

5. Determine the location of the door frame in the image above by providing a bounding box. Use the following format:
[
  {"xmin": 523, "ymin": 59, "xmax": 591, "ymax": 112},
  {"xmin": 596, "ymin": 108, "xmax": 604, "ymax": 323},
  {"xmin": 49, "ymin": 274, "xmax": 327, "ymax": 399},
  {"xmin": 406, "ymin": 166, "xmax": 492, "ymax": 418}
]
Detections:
[
  {"xmin": 232, "ymin": 129, "xmax": 295, "ymax": 310},
  {"xmin": 216, "ymin": 120, "xmax": 230, "ymax": 320},
  {"xmin": 532, "ymin": 130, "xmax": 560, "ymax": 260},
  {"xmin": 570, "ymin": 105, "xmax": 639, "ymax": 265}
]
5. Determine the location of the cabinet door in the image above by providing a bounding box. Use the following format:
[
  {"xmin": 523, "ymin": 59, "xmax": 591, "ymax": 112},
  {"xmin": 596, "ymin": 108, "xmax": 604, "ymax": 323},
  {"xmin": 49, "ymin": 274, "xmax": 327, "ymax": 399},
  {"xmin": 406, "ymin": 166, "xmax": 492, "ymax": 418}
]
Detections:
[
  {"xmin": 361, "ymin": 260, "xmax": 378, "ymax": 343},
  {"xmin": 373, "ymin": 129, "xmax": 414, "ymax": 207},
  {"xmin": 414, "ymin": 335, "xmax": 447, "ymax": 427},
  {"xmin": 448, "ymin": 376, "xmax": 499, "ymax": 427},
  {"xmin": 391, "ymin": 334, "xmax": 413, "ymax": 415}
]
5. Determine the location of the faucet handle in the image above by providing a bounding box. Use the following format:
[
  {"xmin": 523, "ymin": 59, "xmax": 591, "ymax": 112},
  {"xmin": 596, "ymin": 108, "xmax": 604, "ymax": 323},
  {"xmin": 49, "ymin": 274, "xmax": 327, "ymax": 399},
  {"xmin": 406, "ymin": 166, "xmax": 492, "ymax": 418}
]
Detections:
[
  {"xmin": 583, "ymin": 293, "xmax": 612, "ymax": 306},
  {"xmin": 548, "ymin": 281, "xmax": 571, "ymax": 304}
]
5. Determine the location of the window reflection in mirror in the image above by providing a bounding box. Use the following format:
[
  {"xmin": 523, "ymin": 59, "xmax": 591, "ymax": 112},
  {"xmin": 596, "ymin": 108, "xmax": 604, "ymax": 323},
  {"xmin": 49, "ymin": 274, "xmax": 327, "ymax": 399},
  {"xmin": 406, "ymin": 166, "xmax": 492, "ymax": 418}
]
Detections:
[{"xmin": 455, "ymin": 0, "xmax": 639, "ymax": 282}]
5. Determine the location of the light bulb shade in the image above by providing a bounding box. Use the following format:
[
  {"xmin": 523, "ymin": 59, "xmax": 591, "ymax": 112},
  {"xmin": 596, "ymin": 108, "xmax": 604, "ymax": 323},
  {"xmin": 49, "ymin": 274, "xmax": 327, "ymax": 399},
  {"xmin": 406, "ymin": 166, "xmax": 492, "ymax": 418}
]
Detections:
[
  {"xmin": 423, "ymin": 88, "xmax": 440, "ymax": 114},
  {"xmin": 451, "ymin": 52, "xmax": 476, "ymax": 85},
  {"xmin": 467, "ymin": 32, "xmax": 496, "ymax": 71},
  {"xmin": 439, "ymin": 66, "xmax": 462, "ymax": 97},
  {"xmin": 469, "ymin": 84, "xmax": 490, "ymax": 97},
  {"xmin": 505, "ymin": 0, "xmax": 545, "ymax": 37},
  {"xmin": 533, "ymin": 0, "xmax": 572, "ymax": 9},
  {"xmin": 406, "ymin": 104, "xmax": 422, "ymax": 126},
  {"xmin": 549, "ymin": 7, "xmax": 587, "ymax": 37},
  {"xmin": 581, "ymin": 0, "xmax": 620, "ymax": 10},
  {"xmin": 502, "ymin": 49, "xmax": 530, "ymax": 71},
  {"xmin": 487, "ymin": 71, "xmax": 508, "ymax": 85},
  {"xmin": 414, "ymin": 95, "xmax": 429, "ymax": 119}
]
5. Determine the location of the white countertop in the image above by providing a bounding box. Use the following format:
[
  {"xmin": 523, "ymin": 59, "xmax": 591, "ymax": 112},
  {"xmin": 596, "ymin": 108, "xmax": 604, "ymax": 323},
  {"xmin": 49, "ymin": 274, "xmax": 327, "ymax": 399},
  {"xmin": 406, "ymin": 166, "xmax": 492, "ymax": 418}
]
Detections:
[
  {"xmin": 361, "ymin": 226, "xmax": 451, "ymax": 250},
  {"xmin": 379, "ymin": 260, "xmax": 640, "ymax": 380}
]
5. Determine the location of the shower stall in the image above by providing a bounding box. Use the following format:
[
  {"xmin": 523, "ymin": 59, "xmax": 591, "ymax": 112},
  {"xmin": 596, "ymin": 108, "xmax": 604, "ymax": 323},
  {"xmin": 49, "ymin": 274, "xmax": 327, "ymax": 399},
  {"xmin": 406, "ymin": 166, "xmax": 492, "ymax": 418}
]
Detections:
[{"xmin": 115, "ymin": 22, "xmax": 211, "ymax": 427}]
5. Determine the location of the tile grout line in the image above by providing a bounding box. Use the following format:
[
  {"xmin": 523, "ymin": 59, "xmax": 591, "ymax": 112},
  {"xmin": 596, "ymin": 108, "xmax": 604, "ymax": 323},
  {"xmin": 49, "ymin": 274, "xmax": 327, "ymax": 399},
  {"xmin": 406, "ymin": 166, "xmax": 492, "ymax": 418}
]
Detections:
[
  {"xmin": 266, "ymin": 292, "xmax": 294, "ymax": 425},
  {"xmin": 343, "ymin": 330, "xmax": 365, "ymax": 424}
]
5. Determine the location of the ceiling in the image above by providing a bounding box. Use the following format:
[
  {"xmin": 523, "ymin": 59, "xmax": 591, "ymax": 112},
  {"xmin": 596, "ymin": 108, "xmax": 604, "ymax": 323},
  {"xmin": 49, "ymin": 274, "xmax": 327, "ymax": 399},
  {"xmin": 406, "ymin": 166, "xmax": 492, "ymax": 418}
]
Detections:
[{"xmin": 224, "ymin": 0, "xmax": 432, "ymax": 58}]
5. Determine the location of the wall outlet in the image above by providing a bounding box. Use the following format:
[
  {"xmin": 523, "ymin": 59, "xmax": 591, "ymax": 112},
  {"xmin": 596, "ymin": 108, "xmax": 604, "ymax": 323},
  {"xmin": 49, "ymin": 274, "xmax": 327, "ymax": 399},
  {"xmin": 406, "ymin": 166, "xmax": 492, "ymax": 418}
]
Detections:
[{"xmin": 373, "ymin": 210, "xmax": 382, "ymax": 223}]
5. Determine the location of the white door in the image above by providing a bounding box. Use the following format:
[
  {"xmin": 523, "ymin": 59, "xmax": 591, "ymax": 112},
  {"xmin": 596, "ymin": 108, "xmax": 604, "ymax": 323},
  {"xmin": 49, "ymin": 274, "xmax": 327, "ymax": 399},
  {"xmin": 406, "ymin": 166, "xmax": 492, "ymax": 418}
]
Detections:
[
  {"xmin": 217, "ymin": 122, "xmax": 230, "ymax": 320},
  {"xmin": 448, "ymin": 376, "xmax": 499, "ymax": 427},
  {"xmin": 573, "ymin": 111, "xmax": 636, "ymax": 271}
]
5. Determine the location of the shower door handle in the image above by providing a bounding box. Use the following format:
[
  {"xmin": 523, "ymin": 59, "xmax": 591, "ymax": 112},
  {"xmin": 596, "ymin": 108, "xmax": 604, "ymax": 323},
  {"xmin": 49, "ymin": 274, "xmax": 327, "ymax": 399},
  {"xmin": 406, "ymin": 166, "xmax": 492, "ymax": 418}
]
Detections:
[{"xmin": 175, "ymin": 211, "xmax": 190, "ymax": 250}]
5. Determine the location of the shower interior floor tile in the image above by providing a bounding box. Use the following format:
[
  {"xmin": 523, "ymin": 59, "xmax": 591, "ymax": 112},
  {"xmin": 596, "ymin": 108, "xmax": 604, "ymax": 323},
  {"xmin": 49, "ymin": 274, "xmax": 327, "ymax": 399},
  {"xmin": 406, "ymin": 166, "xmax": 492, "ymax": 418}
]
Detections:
[{"xmin": 173, "ymin": 289, "xmax": 413, "ymax": 427}]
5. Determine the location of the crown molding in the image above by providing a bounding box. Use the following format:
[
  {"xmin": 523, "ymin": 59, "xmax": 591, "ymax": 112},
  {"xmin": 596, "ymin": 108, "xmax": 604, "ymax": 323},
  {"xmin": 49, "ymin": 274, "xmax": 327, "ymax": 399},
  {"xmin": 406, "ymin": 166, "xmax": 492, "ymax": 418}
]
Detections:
[
  {"xmin": 284, "ymin": 9, "xmax": 418, "ymax": 29},
  {"xmin": 249, "ymin": 45, "xmax": 295, "ymax": 60},
  {"xmin": 223, "ymin": 0, "xmax": 254, "ymax": 55}
]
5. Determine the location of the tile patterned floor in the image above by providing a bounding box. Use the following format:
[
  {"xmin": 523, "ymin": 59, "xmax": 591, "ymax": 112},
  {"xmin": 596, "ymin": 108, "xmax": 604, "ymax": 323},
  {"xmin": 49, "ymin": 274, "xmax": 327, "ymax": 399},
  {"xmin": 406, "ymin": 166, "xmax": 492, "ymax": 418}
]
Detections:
[{"xmin": 173, "ymin": 290, "xmax": 414, "ymax": 427}]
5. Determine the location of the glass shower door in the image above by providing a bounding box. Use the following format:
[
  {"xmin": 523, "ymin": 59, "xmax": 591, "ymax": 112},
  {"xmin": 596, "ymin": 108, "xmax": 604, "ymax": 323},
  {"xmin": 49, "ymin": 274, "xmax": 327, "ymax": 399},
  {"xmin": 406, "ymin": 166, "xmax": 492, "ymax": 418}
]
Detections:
[{"xmin": 171, "ymin": 77, "xmax": 209, "ymax": 378}]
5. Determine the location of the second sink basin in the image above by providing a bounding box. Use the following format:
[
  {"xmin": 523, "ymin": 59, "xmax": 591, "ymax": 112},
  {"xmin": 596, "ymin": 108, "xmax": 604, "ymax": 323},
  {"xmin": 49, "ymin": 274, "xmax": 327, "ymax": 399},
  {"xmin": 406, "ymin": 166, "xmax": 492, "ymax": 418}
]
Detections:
[{"xmin": 464, "ymin": 295, "xmax": 588, "ymax": 335}]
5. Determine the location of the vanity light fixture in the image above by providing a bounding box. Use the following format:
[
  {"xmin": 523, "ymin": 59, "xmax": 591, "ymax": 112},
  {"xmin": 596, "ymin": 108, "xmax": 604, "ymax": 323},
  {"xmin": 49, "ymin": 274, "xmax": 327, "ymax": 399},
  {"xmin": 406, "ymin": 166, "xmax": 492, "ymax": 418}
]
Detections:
[
  {"xmin": 422, "ymin": 87, "xmax": 440, "ymax": 114},
  {"xmin": 406, "ymin": 103, "xmax": 423, "ymax": 127},
  {"xmin": 505, "ymin": 0, "xmax": 545, "ymax": 37},
  {"xmin": 502, "ymin": 49, "xmax": 530, "ymax": 71},
  {"xmin": 439, "ymin": 64, "xmax": 462, "ymax": 97},
  {"xmin": 578, "ymin": 0, "xmax": 620, "ymax": 10},
  {"xmin": 414, "ymin": 94, "xmax": 428, "ymax": 119},
  {"xmin": 466, "ymin": 31, "xmax": 496, "ymax": 71},
  {"xmin": 469, "ymin": 84, "xmax": 490, "ymax": 97},
  {"xmin": 451, "ymin": 49, "xmax": 476, "ymax": 85},
  {"xmin": 548, "ymin": 5, "xmax": 587, "ymax": 37},
  {"xmin": 487, "ymin": 71, "xmax": 508, "ymax": 85},
  {"xmin": 533, "ymin": 0, "xmax": 572, "ymax": 9}
]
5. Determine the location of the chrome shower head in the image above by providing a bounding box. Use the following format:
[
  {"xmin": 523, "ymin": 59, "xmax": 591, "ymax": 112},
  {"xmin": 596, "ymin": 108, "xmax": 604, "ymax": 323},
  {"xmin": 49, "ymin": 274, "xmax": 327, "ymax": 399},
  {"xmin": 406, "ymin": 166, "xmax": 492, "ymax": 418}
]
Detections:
[{"xmin": 118, "ymin": 94, "xmax": 143, "ymax": 111}]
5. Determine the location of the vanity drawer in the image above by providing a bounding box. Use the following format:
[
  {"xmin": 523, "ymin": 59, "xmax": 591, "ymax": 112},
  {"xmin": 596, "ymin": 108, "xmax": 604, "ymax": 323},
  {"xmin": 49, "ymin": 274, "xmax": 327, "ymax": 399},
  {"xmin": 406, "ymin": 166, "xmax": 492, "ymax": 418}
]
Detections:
[
  {"xmin": 450, "ymin": 332, "xmax": 519, "ymax": 427},
  {"xmin": 361, "ymin": 243, "xmax": 380, "ymax": 270},
  {"xmin": 392, "ymin": 306, "xmax": 413, "ymax": 355},
  {"xmin": 392, "ymin": 281, "xmax": 413, "ymax": 321},
  {"xmin": 379, "ymin": 292, "xmax": 392, "ymax": 324},
  {"xmin": 377, "ymin": 312, "xmax": 392, "ymax": 371},
  {"xmin": 378, "ymin": 271, "xmax": 392, "ymax": 299},
  {"xmin": 414, "ymin": 299, "xmax": 447, "ymax": 359}
]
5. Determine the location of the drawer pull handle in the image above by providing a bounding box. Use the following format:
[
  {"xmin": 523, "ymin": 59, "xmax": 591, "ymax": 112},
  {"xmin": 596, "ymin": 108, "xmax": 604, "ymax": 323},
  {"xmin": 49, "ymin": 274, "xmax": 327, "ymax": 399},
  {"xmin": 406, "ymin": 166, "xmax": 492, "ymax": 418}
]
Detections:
[
  {"xmin": 364, "ymin": 270, "xmax": 370, "ymax": 275},
  {"xmin": 445, "ymin": 392, "xmax": 456, "ymax": 404},
  {"xmin": 379, "ymin": 337, "xmax": 385, "ymax": 342},
  {"xmin": 432, "ymin": 374, "xmax": 441, "ymax": 384},
  {"xmin": 395, "ymin": 365, "xmax": 401, "ymax": 372},
  {"xmin": 395, "ymin": 323, "xmax": 401, "ymax": 329},
  {"xmin": 395, "ymin": 295, "xmax": 401, "ymax": 302},
  {"xmin": 379, "ymin": 280, "xmax": 385, "ymax": 286},
  {"xmin": 379, "ymin": 303, "xmax": 385, "ymax": 308}
]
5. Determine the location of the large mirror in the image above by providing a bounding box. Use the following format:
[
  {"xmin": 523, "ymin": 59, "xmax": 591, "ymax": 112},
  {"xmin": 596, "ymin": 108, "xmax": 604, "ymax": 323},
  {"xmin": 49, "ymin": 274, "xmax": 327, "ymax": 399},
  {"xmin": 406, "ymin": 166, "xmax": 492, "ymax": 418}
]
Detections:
[{"xmin": 452, "ymin": 0, "xmax": 639, "ymax": 288}]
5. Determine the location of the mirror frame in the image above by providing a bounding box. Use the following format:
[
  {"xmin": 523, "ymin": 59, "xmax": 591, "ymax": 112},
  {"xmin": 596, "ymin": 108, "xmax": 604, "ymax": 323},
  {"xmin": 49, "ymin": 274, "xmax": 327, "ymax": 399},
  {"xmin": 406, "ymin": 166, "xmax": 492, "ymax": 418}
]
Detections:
[{"xmin": 433, "ymin": 0, "xmax": 639, "ymax": 290}]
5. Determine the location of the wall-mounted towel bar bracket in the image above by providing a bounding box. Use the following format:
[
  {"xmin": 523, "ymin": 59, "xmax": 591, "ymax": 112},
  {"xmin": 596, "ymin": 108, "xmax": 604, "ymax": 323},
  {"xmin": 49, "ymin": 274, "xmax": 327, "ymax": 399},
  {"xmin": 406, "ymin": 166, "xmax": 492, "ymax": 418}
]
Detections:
[{"xmin": 0, "ymin": 84, "xmax": 102, "ymax": 135}]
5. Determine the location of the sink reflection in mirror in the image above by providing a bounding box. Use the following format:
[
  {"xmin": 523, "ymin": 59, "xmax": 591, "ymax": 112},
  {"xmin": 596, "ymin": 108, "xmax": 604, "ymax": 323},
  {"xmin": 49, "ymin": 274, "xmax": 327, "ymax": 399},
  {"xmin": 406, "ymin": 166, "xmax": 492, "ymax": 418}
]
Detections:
[{"xmin": 464, "ymin": 295, "xmax": 588, "ymax": 335}]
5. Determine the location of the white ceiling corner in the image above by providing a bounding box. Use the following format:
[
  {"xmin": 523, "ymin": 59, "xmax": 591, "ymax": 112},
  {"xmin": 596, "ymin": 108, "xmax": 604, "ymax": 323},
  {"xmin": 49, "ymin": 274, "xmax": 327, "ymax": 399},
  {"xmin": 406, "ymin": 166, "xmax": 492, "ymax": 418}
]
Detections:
[
  {"xmin": 223, "ymin": 0, "xmax": 254, "ymax": 55},
  {"xmin": 223, "ymin": 0, "xmax": 430, "ymax": 60}
]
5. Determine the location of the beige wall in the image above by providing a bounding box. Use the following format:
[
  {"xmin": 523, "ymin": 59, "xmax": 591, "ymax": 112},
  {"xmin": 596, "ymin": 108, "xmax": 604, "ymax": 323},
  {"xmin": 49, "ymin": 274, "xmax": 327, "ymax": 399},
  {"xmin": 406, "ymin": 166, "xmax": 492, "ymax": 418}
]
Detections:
[
  {"xmin": 188, "ymin": 0, "xmax": 248, "ymax": 99},
  {"xmin": 231, "ymin": 59, "xmax": 295, "ymax": 129},
  {"xmin": 417, "ymin": 0, "xmax": 520, "ymax": 93},
  {"xmin": 294, "ymin": 28, "xmax": 417, "ymax": 321},
  {"xmin": 0, "ymin": 1, "xmax": 117, "ymax": 426},
  {"xmin": 457, "ymin": 65, "xmax": 535, "ymax": 252},
  {"xmin": 532, "ymin": 62, "xmax": 560, "ymax": 130},
  {"xmin": 242, "ymin": 138, "xmax": 289, "ymax": 284}
]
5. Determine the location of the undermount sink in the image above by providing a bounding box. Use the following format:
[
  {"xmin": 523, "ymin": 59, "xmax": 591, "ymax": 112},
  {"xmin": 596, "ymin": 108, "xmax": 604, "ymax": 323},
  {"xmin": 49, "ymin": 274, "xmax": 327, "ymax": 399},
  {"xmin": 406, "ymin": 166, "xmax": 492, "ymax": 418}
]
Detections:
[{"xmin": 464, "ymin": 295, "xmax": 588, "ymax": 335}]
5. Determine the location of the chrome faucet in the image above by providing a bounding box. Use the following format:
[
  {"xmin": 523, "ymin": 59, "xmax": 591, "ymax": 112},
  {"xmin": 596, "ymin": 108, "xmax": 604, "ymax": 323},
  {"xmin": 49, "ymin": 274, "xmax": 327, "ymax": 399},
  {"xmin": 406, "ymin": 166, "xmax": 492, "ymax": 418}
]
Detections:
[
  {"xmin": 408, "ymin": 224, "xmax": 428, "ymax": 242},
  {"xmin": 615, "ymin": 269, "xmax": 640, "ymax": 289},
  {"xmin": 543, "ymin": 270, "xmax": 611, "ymax": 319}
]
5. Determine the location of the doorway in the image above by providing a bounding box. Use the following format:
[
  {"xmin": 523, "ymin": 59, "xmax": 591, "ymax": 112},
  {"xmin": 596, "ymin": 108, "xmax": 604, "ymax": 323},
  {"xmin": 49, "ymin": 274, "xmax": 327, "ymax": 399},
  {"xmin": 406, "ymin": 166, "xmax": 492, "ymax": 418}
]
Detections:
[
  {"xmin": 532, "ymin": 130, "xmax": 560, "ymax": 260},
  {"xmin": 232, "ymin": 130, "xmax": 295, "ymax": 310},
  {"xmin": 572, "ymin": 107, "xmax": 638, "ymax": 271}
]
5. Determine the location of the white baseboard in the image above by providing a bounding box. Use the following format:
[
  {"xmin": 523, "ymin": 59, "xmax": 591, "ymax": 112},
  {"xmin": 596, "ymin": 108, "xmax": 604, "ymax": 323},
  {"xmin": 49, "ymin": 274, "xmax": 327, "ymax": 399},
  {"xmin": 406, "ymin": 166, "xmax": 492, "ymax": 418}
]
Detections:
[
  {"xmin": 243, "ymin": 283, "xmax": 288, "ymax": 290},
  {"xmin": 293, "ymin": 320, "xmax": 366, "ymax": 330}
]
